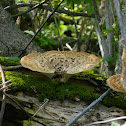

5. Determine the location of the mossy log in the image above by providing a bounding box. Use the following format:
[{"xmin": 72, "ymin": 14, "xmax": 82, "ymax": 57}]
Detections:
[
  {"xmin": 0, "ymin": 70, "xmax": 125, "ymax": 109},
  {"xmin": 0, "ymin": 58, "xmax": 126, "ymax": 110}
]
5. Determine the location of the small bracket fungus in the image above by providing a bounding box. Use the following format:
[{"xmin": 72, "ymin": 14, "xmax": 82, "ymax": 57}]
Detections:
[
  {"xmin": 107, "ymin": 74, "xmax": 125, "ymax": 92},
  {"xmin": 20, "ymin": 51, "xmax": 100, "ymax": 82},
  {"xmin": 107, "ymin": 46, "xmax": 126, "ymax": 92}
]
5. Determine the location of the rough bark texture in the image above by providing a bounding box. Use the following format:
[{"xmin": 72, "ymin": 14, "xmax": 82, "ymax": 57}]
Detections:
[
  {"xmin": 92, "ymin": 0, "xmax": 109, "ymax": 59},
  {"xmin": 115, "ymin": 0, "xmax": 126, "ymax": 74},
  {"xmin": 104, "ymin": 0, "xmax": 115, "ymax": 76},
  {"xmin": 0, "ymin": 6, "xmax": 42, "ymax": 57},
  {"xmin": 115, "ymin": 37, "xmax": 123, "ymax": 74},
  {"xmin": 105, "ymin": 0, "xmax": 113, "ymax": 57},
  {"xmin": 92, "ymin": 0, "xmax": 113, "ymax": 76}
]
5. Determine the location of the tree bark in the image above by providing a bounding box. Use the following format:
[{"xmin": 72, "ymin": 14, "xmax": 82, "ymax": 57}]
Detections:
[
  {"xmin": 92, "ymin": 0, "xmax": 114, "ymax": 76},
  {"xmin": 104, "ymin": 0, "xmax": 115, "ymax": 76},
  {"xmin": 115, "ymin": 37, "xmax": 123, "ymax": 74},
  {"xmin": 0, "ymin": 5, "xmax": 42, "ymax": 57}
]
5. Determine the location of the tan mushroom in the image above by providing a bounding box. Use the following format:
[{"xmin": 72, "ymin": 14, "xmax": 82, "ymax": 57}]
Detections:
[
  {"xmin": 20, "ymin": 51, "xmax": 100, "ymax": 82},
  {"xmin": 106, "ymin": 74, "xmax": 125, "ymax": 92},
  {"xmin": 107, "ymin": 46, "xmax": 126, "ymax": 92}
]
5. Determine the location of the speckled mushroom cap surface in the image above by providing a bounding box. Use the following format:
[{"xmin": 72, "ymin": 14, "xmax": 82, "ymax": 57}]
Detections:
[
  {"xmin": 107, "ymin": 74, "xmax": 125, "ymax": 92},
  {"xmin": 20, "ymin": 51, "xmax": 100, "ymax": 75}
]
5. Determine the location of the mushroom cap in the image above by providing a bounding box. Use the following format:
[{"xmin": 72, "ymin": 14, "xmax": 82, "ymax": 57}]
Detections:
[
  {"xmin": 20, "ymin": 51, "xmax": 100, "ymax": 74},
  {"xmin": 107, "ymin": 74, "xmax": 125, "ymax": 93}
]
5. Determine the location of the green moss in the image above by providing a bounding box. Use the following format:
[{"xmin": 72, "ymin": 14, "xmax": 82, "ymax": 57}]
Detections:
[
  {"xmin": 74, "ymin": 69, "xmax": 108, "ymax": 82},
  {"xmin": 23, "ymin": 120, "xmax": 37, "ymax": 126},
  {"xmin": 4, "ymin": 71, "xmax": 52, "ymax": 94},
  {"xmin": 103, "ymin": 95, "xmax": 126, "ymax": 108},
  {"xmin": 2, "ymin": 71, "xmax": 126, "ymax": 109},
  {"xmin": 0, "ymin": 57, "xmax": 20, "ymax": 66}
]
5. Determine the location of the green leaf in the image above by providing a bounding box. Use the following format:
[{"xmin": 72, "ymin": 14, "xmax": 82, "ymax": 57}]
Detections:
[
  {"xmin": 111, "ymin": 122, "xmax": 120, "ymax": 126},
  {"xmin": 102, "ymin": 57, "xmax": 116, "ymax": 62},
  {"xmin": 84, "ymin": 0, "xmax": 92, "ymax": 4},
  {"xmin": 4, "ymin": 57, "xmax": 21, "ymax": 62},
  {"xmin": 84, "ymin": 0, "xmax": 94, "ymax": 13},
  {"xmin": 24, "ymin": 30, "xmax": 34, "ymax": 36},
  {"xmin": 21, "ymin": 0, "xmax": 28, "ymax": 2},
  {"xmin": 65, "ymin": 0, "xmax": 83, "ymax": 5},
  {"xmin": 103, "ymin": 29, "xmax": 113, "ymax": 33},
  {"xmin": 48, "ymin": 39, "xmax": 57, "ymax": 45}
]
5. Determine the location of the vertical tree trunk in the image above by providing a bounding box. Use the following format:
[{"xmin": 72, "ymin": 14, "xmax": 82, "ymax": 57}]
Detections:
[
  {"xmin": 92, "ymin": 0, "xmax": 114, "ymax": 76},
  {"xmin": 115, "ymin": 0, "xmax": 126, "ymax": 74},
  {"xmin": 115, "ymin": 37, "xmax": 123, "ymax": 74},
  {"xmin": 104, "ymin": 0, "xmax": 115, "ymax": 76}
]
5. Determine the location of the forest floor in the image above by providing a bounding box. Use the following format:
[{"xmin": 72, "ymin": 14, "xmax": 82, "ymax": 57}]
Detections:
[
  {"xmin": 0, "ymin": 59, "xmax": 126, "ymax": 126},
  {"xmin": 20, "ymin": 94, "xmax": 126, "ymax": 126}
]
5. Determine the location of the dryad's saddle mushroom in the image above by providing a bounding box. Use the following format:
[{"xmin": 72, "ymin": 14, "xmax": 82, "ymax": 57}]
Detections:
[
  {"xmin": 20, "ymin": 51, "xmax": 100, "ymax": 82},
  {"xmin": 107, "ymin": 46, "xmax": 126, "ymax": 93},
  {"xmin": 107, "ymin": 74, "xmax": 125, "ymax": 92}
]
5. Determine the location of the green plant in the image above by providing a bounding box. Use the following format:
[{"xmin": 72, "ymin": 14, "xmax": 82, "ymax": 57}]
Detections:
[
  {"xmin": 24, "ymin": 29, "xmax": 57, "ymax": 51},
  {"xmin": 111, "ymin": 122, "xmax": 120, "ymax": 126},
  {"xmin": 0, "ymin": 57, "xmax": 20, "ymax": 66}
]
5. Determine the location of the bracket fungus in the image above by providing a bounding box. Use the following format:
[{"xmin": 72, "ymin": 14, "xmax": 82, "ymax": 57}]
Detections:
[
  {"xmin": 107, "ymin": 74, "xmax": 125, "ymax": 92},
  {"xmin": 107, "ymin": 46, "xmax": 126, "ymax": 92},
  {"xmin": 20, "ymin": 51, "xmax": 100, "ymax": 82}
]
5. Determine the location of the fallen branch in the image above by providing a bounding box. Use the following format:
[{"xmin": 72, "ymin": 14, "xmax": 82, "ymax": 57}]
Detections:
[
  {"xmin": 65, "ymin": 88, "xmax": 111, "ymax": 126},
  {"xmin": 72, "ymin": 14, "xmax": 80, "ymax": 51}
]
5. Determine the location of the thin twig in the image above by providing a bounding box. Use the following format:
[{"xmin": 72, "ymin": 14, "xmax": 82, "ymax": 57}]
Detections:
[
  {"xmin": 3, "ymin": 65, "xmax": 23, "ymax": 71},
  {"xmin": 0, "ymin": 80, "xmax": 11, "ymax": 86},
  {"xmin": 78, "ymin": 2, "xmax": 86, "ymax": 51},
  {"xmin": 66, "ymin": 43, "xmax": 73, "ymax": 51},
  {"xmin": 85, "ymin": 27, "xmax": 94, "ymax": 50},
  {"xmin": 32, "ymin": 98, "xmax": 49, "ymax": 118},
  {"xmin": 72, "ymin": 15, "xmax": 80, "ymax": 52},
  {"xmin": 0, "ymin": 83, "xmax": 13, "ymax": 91},
  {"xmin": 92, "ymin": 0, "xmax": 109, "ymax": 59},
  {"xmin": 86, "ymin": 116, "xmax": 126, "ymax": 126},
  {"xmin": 11, "ymin": 0, "xmax": 47, "ymax": 18},
  {"xmin": 91, "ymin": 0, "xmax": 101, "ymax": 23},
  {"xmin": 49, "ymin": 0, "xmax": 64, "ymax": 51},
  {"xmin": 94, "ymin": 19, "xmax": 109, "ymax": 75},
  {"xmin": 18, "ymin": 0, "xmax": 65, "ymax": 58},
  {"xmin": 4, "ymin": 3, "xmax": 34, "ymax": 9},
  {"xmin": 4, "ymin": 3, "xmax": 95, "ymax": 18},
  {"xmin": 65, "ymin": 88, "xmax": 111, "ymax": 126}
]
